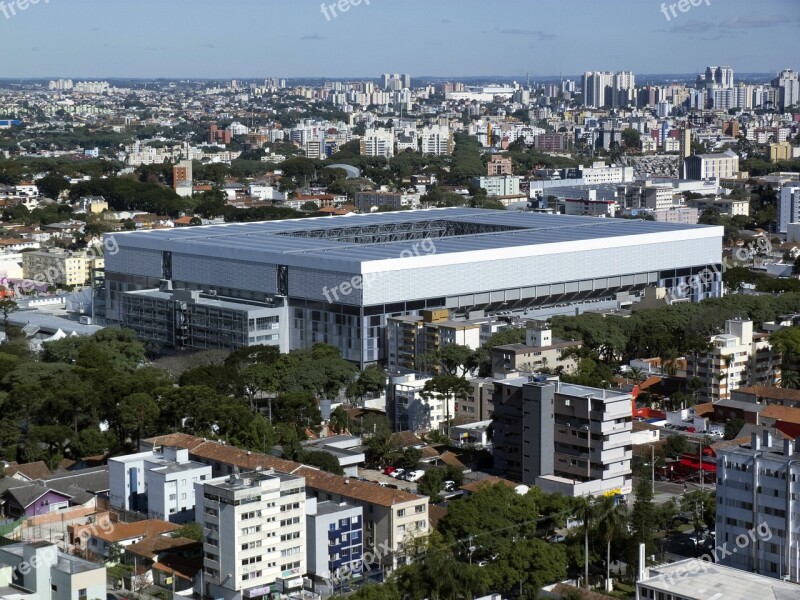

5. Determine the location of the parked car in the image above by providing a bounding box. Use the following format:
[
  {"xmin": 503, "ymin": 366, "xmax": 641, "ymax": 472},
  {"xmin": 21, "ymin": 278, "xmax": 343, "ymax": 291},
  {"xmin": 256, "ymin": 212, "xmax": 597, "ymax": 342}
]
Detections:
[
  {"xmin": 442, "ymin": 480, "xmax": 456, "ymax": 492},
  {"xmin": 389, "ymin": 468, "xmax": 405, "ymax": 479},
  {"xmin": 405, "ymin": 470, "xmax": 425, "ymax": 482},
  {"xmin": 383, "ymin": 466, "xmax": 396, "ymax": 476},
  {"xmin": 547, "ymin": 534, "xmax": 566, "ymax": 543}
]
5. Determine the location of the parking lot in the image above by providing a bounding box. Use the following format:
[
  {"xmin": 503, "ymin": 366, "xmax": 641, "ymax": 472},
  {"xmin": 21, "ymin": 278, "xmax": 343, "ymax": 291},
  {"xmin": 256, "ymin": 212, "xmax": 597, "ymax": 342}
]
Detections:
[{"xmin": 357, "ymin": 468, "xmax": 419, "ymax": 493}]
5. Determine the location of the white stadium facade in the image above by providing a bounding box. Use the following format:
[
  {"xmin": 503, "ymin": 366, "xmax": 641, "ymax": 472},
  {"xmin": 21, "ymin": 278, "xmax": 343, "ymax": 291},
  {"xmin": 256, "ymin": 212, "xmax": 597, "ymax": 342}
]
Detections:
[{"xmin": 103, "ymin": 208, "xmax": 724, "ymax": 366}]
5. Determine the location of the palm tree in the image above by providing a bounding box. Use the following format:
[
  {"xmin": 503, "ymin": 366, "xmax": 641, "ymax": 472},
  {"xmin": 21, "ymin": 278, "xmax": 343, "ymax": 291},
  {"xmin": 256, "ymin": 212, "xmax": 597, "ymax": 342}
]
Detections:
[
  {"xmin": 782, "ymin": 370, "xmax": 800, "ymax": 390},
  {"xmin": 628, "ymin": 366, "xmax": 645, "ymax": 385},
  {"xmin": 572, "ymin": 496, "xmax": 592, "ymax": 590},
  {"xmin": 594, "ymin": 496, "xmax": 626, "ymax": 591}
]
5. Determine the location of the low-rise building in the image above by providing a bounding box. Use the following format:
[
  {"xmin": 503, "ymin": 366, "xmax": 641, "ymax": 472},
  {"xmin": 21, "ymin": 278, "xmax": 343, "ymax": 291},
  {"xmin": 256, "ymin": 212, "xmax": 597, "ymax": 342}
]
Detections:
[
  {"xmin": 638, "ymin": 556, "xmax": 800, "ymax": 599},
  {"xmin": 0, "ymin": 542, "xmax": 106, "ymax": 600},
  {"xmin": 21, "ymin": 249, "xmax": 103, "ymax": 287},
  {"xmin": 109, "ymin": 446, "xmax": 213, "ymax": 523},
  {"xmin": 491, "ymin": 327, "xmax": 581, "ymax": 376},
  {"xmin": 305, "ymin": 499, "xmax": 363, "ymax": 585},
  {"xmin": 686, "ymin": 195, "xmax": 749, "ymax": 217},
  {"xmin": 142, "ymin": 433, "xmax": 430, "ymax": 573}
]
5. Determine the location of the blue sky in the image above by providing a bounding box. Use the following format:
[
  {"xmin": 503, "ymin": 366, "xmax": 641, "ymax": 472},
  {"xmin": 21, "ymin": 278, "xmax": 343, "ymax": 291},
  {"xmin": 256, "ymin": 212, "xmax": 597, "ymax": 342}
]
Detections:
[{"xmin": 2, "ymin": 0, "xmax": 797, "ymax": 78}]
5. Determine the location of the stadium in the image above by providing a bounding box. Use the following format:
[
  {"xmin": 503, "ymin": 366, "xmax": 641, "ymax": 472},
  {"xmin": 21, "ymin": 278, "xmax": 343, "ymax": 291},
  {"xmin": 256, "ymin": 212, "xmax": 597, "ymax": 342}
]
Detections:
[{"xmin": 103, "ymin": 208, "xmax": 724, "ymax": 366}]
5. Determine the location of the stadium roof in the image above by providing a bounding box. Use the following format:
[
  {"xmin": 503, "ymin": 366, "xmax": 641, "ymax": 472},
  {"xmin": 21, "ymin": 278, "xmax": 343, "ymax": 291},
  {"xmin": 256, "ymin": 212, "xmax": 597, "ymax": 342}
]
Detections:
[{"xmin": 110, "ymin": 208, "xmax": 721, "ymax": 266}]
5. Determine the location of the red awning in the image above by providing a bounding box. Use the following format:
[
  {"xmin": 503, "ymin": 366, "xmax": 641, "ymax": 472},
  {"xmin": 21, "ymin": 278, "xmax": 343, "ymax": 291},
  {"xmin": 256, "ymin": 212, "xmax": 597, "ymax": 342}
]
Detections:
[{"xmin": 679, "ymin": 458, "xmax": 717, "ymax": 472}]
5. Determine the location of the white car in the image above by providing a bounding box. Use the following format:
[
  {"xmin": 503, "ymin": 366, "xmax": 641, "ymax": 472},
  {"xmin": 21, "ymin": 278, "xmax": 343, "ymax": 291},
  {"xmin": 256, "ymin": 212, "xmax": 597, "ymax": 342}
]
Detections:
[
  {"xmin": 389, "ymin": 468, "xmax": 405, "ymax": 479},
  {"xmin": 404, "ymin": 470, "xmax": 425, "ymax": 483}
]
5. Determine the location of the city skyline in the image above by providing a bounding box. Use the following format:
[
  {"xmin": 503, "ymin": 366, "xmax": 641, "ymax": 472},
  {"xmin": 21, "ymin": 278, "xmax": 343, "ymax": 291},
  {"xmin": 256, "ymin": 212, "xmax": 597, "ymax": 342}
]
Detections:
[{"xmin": 0, "ymin": 0, "xmax": 797, "ymax": 79}]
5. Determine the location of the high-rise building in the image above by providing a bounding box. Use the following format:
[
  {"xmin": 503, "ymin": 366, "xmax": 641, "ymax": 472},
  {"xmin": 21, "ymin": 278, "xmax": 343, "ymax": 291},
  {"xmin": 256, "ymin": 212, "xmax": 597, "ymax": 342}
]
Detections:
[
  {"xmin": 686, "ymin": 319, "xmax": 781, "ymax": 402},
  {"xmin": 582, "ymin": 71, "xmax": 634, "ymax": 107},
  {"xmin": 716, "ymin": 431, "xmax": 800, "ymax": 581},
  {"xmin": 195, "ymin": 469, "xmax": 307, "ymax": 599},
  {"xmin": 778, "ymin": 183, "xmax": 800, "ymax": 233},
  {"xmin": 419, "ymin": 124, "xmax": 453, "ymax": 156},
  {"xmin": 360, "ymin": 128, "xmax": 395, "ymax": 157},
  {"xmin": 492, "ymin": 377, "xmax": 633, "ymax": 497},
  {"xmin": 705, "ymin": 66, "xmax": 734, "ymax": 89},
  {"xmin": 773, "ymin": 69, "xmax": 800, "ymax": 112}
]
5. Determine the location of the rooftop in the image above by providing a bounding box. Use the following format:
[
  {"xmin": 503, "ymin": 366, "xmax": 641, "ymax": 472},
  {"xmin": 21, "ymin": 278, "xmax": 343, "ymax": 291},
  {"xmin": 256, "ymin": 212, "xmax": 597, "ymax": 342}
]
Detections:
[
  {"xmin": 643, "ymin": 558, "xmax": 799, "ymax": 599},
  {"xmin": 109, "ymin": 207, "xmax": 720, "ymax": 265}
]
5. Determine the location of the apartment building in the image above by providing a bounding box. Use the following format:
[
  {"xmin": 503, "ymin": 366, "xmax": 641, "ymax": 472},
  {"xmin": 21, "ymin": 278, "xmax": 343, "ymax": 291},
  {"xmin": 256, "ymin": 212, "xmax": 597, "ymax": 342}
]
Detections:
[
  {"xmin": 487, "ymin": 155, "xmax": 513, "ymax": 176},
  {"xmin": 472, "ymin": 175, "xmax": 521, "ymax": 197},
  {"xmin": 143, "ymin": 434, "xmax": 430, "ymax": 572},
  {"xmin": 490, "ymin": 327, "xmax": 581, "ymax": 376},
  {"xmin": 571, "ymin": 161, "xmax": 634, "ymax": 185},
  {"xmin": 360, "ymin": 129, "xmax": 395, "ymax": 158},
  {"xmin": 492, "ymin": 377, "xmax": 633, "ymax": 497},
  {"xmin": 684, "ymin": 149, "xmax": 740, "ymax": 181},
  {"xmin": 388, "ymin": 373, "xmax": 455, "ymax": 432},
  {"xmin": 354, "ymin": 191, "xmax": 415, "ymax": 212},
  {"xmin": 386, "ymin": 309, "xmax": 482, "ymax": 374},
  {"xmin": 420, "ymin": 125, "xmax": 454, "ymax": 156},
  {"xmin": 686, "ymin": 195, "xmax": 749, "ymax": 217},
  {"xmin": 461, "ymin": 377, "xmax": 497, "ymax": 423},
  {"xmin": 687, "ymin": 320, "xmax": 781, "ymax": 402},
  {"xmin": 716, "ymin": 431, "xmax": 800, "ymax": 581},
  {"xmin": 195, "ymin": 470, "xmax": 307, "ymax": 599},
  {"xmin": 0, "ymin": 542, "xmax": 106, "ymax": 600},
  {"xmin": 778, "ymin": 183, "xmax": 800, "ymax": 233},
  {"xmin": 305, "ymin": 499, "xmax": 363, "ymax": 584},
  {"xmin": 22, "ymin": 249, "xmax": 103, "ymax": 287},
  {"xmin": 650, "ymin": 207, "xmax": 699, "ymax": 225},
  {"xmin": 109, "ymin": 446, "xmax": 212, "ymax": 523}
]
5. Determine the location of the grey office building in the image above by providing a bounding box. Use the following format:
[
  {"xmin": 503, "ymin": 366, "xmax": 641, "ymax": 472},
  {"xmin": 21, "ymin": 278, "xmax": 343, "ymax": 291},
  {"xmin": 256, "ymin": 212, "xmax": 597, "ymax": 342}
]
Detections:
[{"xmin": 103, "ymin": 208, "xmax": 723, "ymax": 366}]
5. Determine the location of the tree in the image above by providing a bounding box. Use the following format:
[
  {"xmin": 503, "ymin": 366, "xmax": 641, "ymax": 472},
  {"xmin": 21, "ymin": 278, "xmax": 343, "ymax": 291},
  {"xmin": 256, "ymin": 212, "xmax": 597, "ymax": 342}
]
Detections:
[
  {"xmin": 783, "ymin": 370, "xmax": 800, "ymax": 389},
  {"xmin": 621, "ymin": 128, "xmax": 642, "ymax": 152},
  {"xmin": 421, "ymin": 375, "xmax": 472, "ymax": 436},
  {"xmin": 630, "ymin": 478, "xmax": 657, "ymax": 558},
  {"xmin": 399, "ymin": 447, "xmax": 422, "ymax": 469},
  {"xmin": 329, "ymin": 405, "xmax": 352, "ymax": 434},
  {"xmin": 593, "ymin": 496, "xmax": 626, "ymax": 589},
  {"xmin": 0, "ymin": 299, "xmax": 18, "ymax": 334},
  {"xmin": 300, "ymin": 201, "xmax": 319, "ymax": 211},
  {"xmin": 175, "ymin": 521, "xmax": 203, "ymax": 541},
  {"xmin": 664, "ymin": 434, "xmax": 688, "ymax": 458},
  {"xmin": 437, "ymin": 344, "xmax": 475, "ymax": 377},
  {"xmin": 724, "ymin": 417, "xmax": 745, "ymax": 440},
  {"xmin": 118, "ymin": 392, "xmax": 160, "ymax": 448},
  {"xmin": 299, "ymin": 450, "xmax": 344, "ymax": 475}
]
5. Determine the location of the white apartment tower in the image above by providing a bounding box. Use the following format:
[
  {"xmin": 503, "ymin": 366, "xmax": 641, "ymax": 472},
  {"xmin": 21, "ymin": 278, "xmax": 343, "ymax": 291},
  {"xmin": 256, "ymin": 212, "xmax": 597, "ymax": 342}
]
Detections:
[
  {"xmin": 687, "ymin": 319, "xmax": 781, "ymax": 402},
  {"xmin": 716, "ymin": 431, "xmax": 800, "ymax": 581},
  {"xmin": 196, "ymin": 470, "xmax": 307, "ymax": 600},
  {"xmin": 360, "ymin": 128, "xmax": 395, "ymax": 158},
  {"xmin": 778, "ymin": 183, "xmax": 800, "ymax": 234}
]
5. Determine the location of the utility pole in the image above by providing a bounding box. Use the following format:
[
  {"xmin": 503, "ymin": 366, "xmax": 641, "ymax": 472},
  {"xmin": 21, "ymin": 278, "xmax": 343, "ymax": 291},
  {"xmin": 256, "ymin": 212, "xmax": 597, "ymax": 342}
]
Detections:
[{"xmin": 651, "ymin": 444, "xmax": 655, "ymax": 495}]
